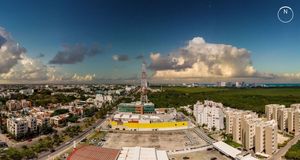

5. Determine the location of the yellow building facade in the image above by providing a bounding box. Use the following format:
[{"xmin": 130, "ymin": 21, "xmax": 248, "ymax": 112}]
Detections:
[{"xmin": 110, "ymin": 120, "xmax": 188, "ymax": 131}]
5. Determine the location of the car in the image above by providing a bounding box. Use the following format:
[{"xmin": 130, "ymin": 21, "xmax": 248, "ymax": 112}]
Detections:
[
  {"xmin": 0, "ymin": 142, "xmax": 8, "ymax": 148},
  {"xmin": 65, "ymin": 141, "xmax": 71, "ymax": 145},
  {"xmin": 27, "ymin": 139, "xmax": 32, "ymax": 142}
]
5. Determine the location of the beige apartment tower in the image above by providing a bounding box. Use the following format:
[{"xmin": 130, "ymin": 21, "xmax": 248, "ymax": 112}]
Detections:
[
  {"xmin": 241, "ymin": 115, "xmax": 257, "ymax": 150},
  {"xmin": 232, "ymin": 113, "xmax": 242, "ymax": 143},
  {"xmin": 255, "ymin": 123, "xmax": 265, "ymax": 153},
  {"xmin": 225, "ymin": 112, "xmax": 234, "ymax": 134},
  {"xmin": 277, "ymin": 108, "xmax": 288, "ymax": 131},
  {"xmin": 288, "ymin": 109, "xmax": 295, "ymax": 133},
  {"xmin": 255, "ymin": 120, "xmax": 277, "ymax": 155},
  {"xmin": 295, "ymin": 110, "xmax": 300, "ymax": 135},
  {"xmin": 265, "ymin": 121, "xmax": 278, "ymax": 155},
  {"xmin": 265, "ymin": 105, "xmax": 273, "ymax": 120},
  {"xmin": 265, "ymin": 104, "xmax": 285, "ymax": 121}
]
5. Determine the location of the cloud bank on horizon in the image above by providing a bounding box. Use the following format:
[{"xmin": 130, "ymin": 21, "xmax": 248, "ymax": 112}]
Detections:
[
  {"xmin": 149, "ymin": 37, "xmax": 299, "ymax": 82},
  {"xmin": 0, "ymin": 27, "xmax": 96, "ymax": 83},
  {"xmin": 1, "ymin": 26, "xmax": 300, "ymax": 83}
]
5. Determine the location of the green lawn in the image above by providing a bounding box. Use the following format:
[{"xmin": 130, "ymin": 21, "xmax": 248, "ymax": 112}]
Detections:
[
  {"xmin": 285, "ymin": 140, "xmax": 300, "ymax": 160},
  {"xmin": 88, "ymin": 131, "xmax": 106, "ymax": 140},
  {"xmin": 224, "ymin": 139, "xmax": 242, "ymax": 148},
  {"xmin": 149, "ymin": 87, "xmax": 300, "ymax": 113}
]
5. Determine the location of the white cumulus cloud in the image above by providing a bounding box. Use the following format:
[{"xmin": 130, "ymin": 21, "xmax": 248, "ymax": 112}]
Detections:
[
  {"xmin": 150, "ymin": 37, "xmax": 257, "ymax": 79},
  {"xmin": 0, "ymin": 27, "xmax": 97, "ymax": 83},
  {"xmin": 0, "ymin": 27, "xmax": 26, "ymax": 74},
  {"xmin": 72, "ymin": 73, "xmax": 96, "ymax": 81}
]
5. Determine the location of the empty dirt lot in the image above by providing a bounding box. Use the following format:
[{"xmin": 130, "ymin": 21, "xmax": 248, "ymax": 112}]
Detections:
[{"xmin": 102, "ymin": 130, "xmax": 208, "ymax": 151}]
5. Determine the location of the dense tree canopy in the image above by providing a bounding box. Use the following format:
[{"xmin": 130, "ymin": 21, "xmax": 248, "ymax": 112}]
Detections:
[{"xmin": 149, "ymin": 87, "xmax": 300, "ymax": 113}]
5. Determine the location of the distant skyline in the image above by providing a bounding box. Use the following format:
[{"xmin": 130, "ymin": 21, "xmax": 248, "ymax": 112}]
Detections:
[{"xmin": 0, "ymin": 0, "xmax": 300, "ymax": 84}]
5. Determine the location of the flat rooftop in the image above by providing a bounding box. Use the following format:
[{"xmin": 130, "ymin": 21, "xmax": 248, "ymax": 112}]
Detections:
[
  {"xmin": 67, "ymin": 146, "xmax": 120, "ymax": 160},
  {"xmin": 117, "ymin": 147, "xmax": 168, "ymax": 160}
]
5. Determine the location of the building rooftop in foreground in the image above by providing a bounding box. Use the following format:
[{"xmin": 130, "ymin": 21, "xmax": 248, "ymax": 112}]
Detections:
[
  {"xmin": 117, "ymin": 146, "xmax": 168, "ymax": 160},
  {"xmin": 213, "ymin": 141, "xmax": 258, "ymax": 160},
  {"xmin": 67, "ymin": 146, "xmax": 120, "ymax": 160},
  {"xmin": 213, "ymin": 141, "xmax": 241, "ymax": 158}
]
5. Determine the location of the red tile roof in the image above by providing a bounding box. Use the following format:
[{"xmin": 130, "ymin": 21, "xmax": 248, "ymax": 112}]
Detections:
[{"xmin": 67, "ymin": 146, "xmax": 120, "ymax": 160}]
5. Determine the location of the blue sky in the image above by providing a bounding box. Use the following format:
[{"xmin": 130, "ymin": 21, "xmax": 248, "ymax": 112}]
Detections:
[{"xmin": 0, "ymin": 0, "xmax": 299, "ymax": 83}]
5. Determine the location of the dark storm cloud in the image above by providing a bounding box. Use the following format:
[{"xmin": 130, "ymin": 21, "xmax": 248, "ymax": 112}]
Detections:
[
  {"xmin": 0, "ymin": 35, "xmax": 7, "ymax": 47},
  {"xmin": 37, "ymin": 53, "xmax": 45, "ymax": 58},
  {"xmin": 135, "ymin": 54, "xmax": 144, "ymax": 60},
  {"xmin": 49, "ymin": 44, "xmax": 103, "ymax": 64},
  {"xmin": 112, "ymin": 54, "xmax": 129, "ymax": 61}
]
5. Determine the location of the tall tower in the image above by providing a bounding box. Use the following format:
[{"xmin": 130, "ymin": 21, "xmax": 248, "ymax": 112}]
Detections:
[{"xmin": 140, "ymin": 61, "xmax": 148, "ymax": 104}]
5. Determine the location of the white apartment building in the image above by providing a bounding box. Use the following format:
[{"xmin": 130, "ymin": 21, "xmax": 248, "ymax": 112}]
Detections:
[
  {"xmin": 6, "ymin": 99, "xmax": 31, "ymax": 111},
  {"xmin": 193, "ymin": 100, "xmax": 224, "ymax": 131},
  {"xmin": 6, "ymin": 100, "xmax": 21, "ymax": 111},
  {"xmin": 7, "ymin": 116, "xmax": 38, "ymax": 138},
  {"xmin": 50, "ymin": 114, "xmax": 69, "ymax": 127},
  {"xmin": 26, "ymin": 116, "xmax": 38, "ymax": 132},
  {"xmin": 19, "ymin": 89, "xmax": 34, "ymax": 95},
  {"xmin": 94, "ymin": 94, "xmax": 113, "ymax": 107}
]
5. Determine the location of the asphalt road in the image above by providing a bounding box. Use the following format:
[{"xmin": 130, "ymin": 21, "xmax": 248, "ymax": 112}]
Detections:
[
  {"xmin": 178, "ymin": 112, "xmax": 215, "ymax": 144},
  {"xmin": 38, "ymin": 105, "xmax": 118, "ymax": 160},
  {"xmin": 270, "ymin": 134, "xmax": 300, "ymax": 160},
  {"xmin": 38, "ymin": 118, "xmax": 106, "ymax": 160}
]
